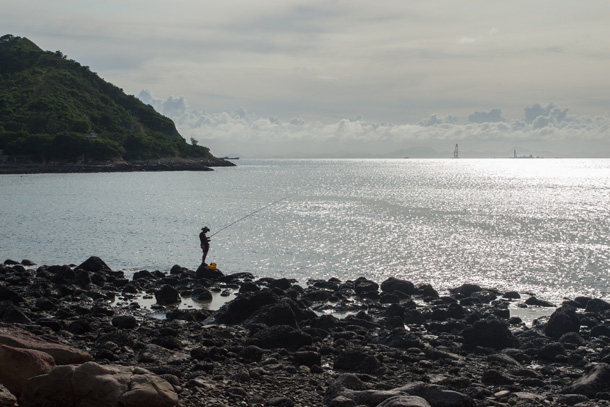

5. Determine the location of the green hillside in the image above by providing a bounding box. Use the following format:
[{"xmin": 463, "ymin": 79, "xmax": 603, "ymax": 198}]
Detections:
[{"xmin": 0, "ymin": 34, "xmax": 212, "ymax": 162}]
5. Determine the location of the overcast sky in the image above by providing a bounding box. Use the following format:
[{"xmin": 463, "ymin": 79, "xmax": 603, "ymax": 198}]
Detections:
[{"xmin": 4, "ymin": 1, "xmax": 610, "ymax": 157}]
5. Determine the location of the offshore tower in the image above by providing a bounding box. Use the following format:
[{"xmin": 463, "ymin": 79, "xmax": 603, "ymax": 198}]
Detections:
[{"xmin": 454, "ymin": 144, "xmax": 459, "ymax": 158}]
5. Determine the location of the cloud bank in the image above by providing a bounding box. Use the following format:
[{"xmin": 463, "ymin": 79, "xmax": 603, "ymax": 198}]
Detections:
[{"xmin": 138, "ymin": 90, "xmax": 610, "ymax": 158}]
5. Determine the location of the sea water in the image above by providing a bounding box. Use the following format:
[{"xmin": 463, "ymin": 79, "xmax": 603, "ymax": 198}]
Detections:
[{"xmin": 2, "ymin": 158, "xmax": 610, "ymax": 305}]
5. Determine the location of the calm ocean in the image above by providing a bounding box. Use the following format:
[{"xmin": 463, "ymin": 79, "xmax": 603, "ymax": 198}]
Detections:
[{"xmin": 2, "ymin": 158, "xmax": 609, "ymax": 305}]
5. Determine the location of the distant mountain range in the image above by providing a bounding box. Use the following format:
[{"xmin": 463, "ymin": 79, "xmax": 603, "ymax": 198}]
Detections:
[{"xmin": 0, "ymin": 34, "xmax": 215, "ymax": 163}]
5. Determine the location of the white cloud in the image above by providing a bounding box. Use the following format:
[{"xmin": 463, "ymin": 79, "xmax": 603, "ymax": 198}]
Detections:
[
  {"xmin": 469, "ymin": 108, "xmax": 505, "ymax": 123},
  {"xmin": 139, "ymin": 91, "xmax": 610, "ymax": 158}
]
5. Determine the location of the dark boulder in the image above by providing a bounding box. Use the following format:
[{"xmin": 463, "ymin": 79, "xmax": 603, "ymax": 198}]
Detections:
[
  {"xmin": 452, "ymin": 283, "xmax": 482, "ymax": 297},
  {"xmin": 133, "ymin": 270, "xmax": 157, "ymax": 281},
  {"xmin": 303, "ymin": 289, "xmax": 331, "ymax": 302},
  {"xmin": 462, "ymin": 316, "xmax": 519, "ymax": 349},
  {"xmin": 76, "ymin": 256, "xmax": 111, "ymax": 273},
  {"xmin": 65, "ymin": 319, "xmax": 92, "ymax": 335},
  {"xmin": 237, "ymin": 345, "xmax": 263, "ymax": 363},
  {"xmin": 380, "ymin": 294, "xmax": 400, "ymax": 304},
  {"xmin": 0, "ymin": 301, "xmax": 31, "ymax": 324},
  {"xmin": 420, "ymin": 284, "xmax": 438, "ymax": 298},
  {"xmin": 503, "ymin": 291, "xmax": 521, "ymax": 299},
  {"xmin": 585, "ymin": 298, "xmax": 610, "ymax": 314},
  {"xmin": 50, "ymin": 266, "xmax": 76, "ymax": 284},
  {"xmin": 591, "ymin": 324, "xmax": 610, "ymax": 338},
  {"xmin": 246, "ymin": 325, "xmax": 312, "ymax": 349},
  {"xmin": 239, "ymin": 282, "xmax": 261, "ymax": 294},
  {"xmin": 380, "ymin": 277, "xmax": 414, "ymax": 295},
  {"xmin": 155, "ymin": 285, "xmax": 181, "ymax": 305},
  {"xmin": 266, "ymin": 278, "xmax": 294, "ymax": 290},
  {"xmin": 563, "ymin": 363, "xmax": 610, "ymax": 397},
  {"xmin": 196, "ymin": 263, "xmax": 224, "ymax": 280},
  {"xmin": 0, "ymin": 286, "xmax": 22, "ymax": 304},
  {"xmin": 525, "ymin": 296, "xmax": 555, "ymax": 307},
  {"xmin": 190, "ymin": 288, "xmax": 212, "ymax": 301},
  {"xmin": 354, "ymin": 277, "xmax": 379, "ymax": 296},
  {"xmin": 293, "ymin": 350, "xmax": 322, "ymax": 367},
  {"xmin": 243, "ymin": 300, "xmax": 299, "ymax": 328},
  {"xmin": 74, "ymin": 270, "xmax": 92, "ymax": 288},
  {"xmin": 112, "ymin": 315, "xmax": 138, "ymax": 329},
  {"xmin": 544, "ymin": 306, "xmax": 580, "ymax": 339},
  {"xmin": 214, "ymin": 290, "xmax": 278, "ymax": 325},
  {"xmin": 537, "ymin": 342, "xmax": 566, "ymax": 361},
  {"xmin": 334, "ymin": 347, "xmax": 382, "ymax": 373}
]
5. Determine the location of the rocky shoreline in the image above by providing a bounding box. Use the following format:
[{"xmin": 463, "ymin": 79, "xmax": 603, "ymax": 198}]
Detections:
[
  {"xmin": 1, "ymin": 257, "xmax": 610, "ymax": 407},
  {"xmin": 0, "ymin": 157, "xmax": 235, "ymax": 174}
]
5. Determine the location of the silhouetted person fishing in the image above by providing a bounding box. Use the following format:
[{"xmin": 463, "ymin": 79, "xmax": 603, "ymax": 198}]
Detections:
[
  {"xmin": 198, "ymin": 194, "xmax": 293, "ymax": 267},
  {"xmin": 199, "ymin": 227, "xmax": 210, "ymax": 264}
]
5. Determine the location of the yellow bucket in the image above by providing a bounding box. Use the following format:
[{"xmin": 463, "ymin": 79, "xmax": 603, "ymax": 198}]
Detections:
[{"xmin": 209, "ymin": 263, "xmax": 217, "ymax": 270}]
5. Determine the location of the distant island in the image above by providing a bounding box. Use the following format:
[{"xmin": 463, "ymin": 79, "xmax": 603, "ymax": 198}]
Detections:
[{"xmin": 0, "ymin": 34, "xmax": 233, "ymax": 173}]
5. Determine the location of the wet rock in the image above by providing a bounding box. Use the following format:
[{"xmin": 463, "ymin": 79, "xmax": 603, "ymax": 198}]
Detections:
[
  {"xmin": 155, "ymin": 285, "xmax": 180, "ymax": 305},
  {"xmin": 196, "ymin": 263, "xmax": 223, "ymax": 280},
  {"xmin": 537, "ymin": 342, "xmax": 566, "ymax": 361},
  {"xmin": 237, "ymin": 345, "xmax": 263, "ymax": 363},
  {"xmin": 293, "ymin": 350, "xmax": 321, "ymax": 367},
  {"xmin": 334, "ymin": 347, "xmax": 382, "ymax": 373},
  {"xmin": 354, "ymin": 278, "xmax": 379, "ymax": 296},
  {"xmin": 462, "ymin": 317, "xmax": 519, "ymax": 349},
  {"xmin": 481, "ymin": 369, "xmax": 514, "ymax": 385},
  {"xmin": 65, "ymin": 319, "xmax": 92, "ymax": 335},
  {"xmin": 246, "ymin": 325, "xmax": 312, "ymax": 349},
  {"xmin": 524, "ymin": 296, "xmax": 555, "ymax": 307},
  {"xmin": 381, "ymin": 278, "xmax": 415, "ymax": 295},
  {"xmin": 376, "ymin": 396, "xmax": 431, "ymax": 407},
  {"xmin": 75, "ymin": 270, "xmax": 92, "ymax": 288},
  {"xmin": 133, "ymin": 270, "xmax": 157, "ymax": 281},
  {"xmin": 591, "ymin": 324, "xmax": 610, "ymax": 338},
  {"xmin": 304, "ymin": 289, "xmax": 331, "ymax": 302},
  {"xmin": 545, "ymin": 306, "xmax": 580, "ymax": 339},
  {"xmin": 213, "ymin": 290, "xmax": 278, "ymax": 325},
  {"xmin": 563, "ymin": 363, "xmax": 610, "ymax": 397},
  {"xmin": 470, "ymin": 290, "xmax": 497, "ymax": 304},
  {"xmin": 264, "ymin": 277, "xmax": 294, "ymax": 290},
  {"xmin": 112, "ymin": 315, "xmax": 138, "ymax": 329},
  {"xmin": 190, "ymin": 287, "xmax": 212, "ymax": 301},
  {"xmin": 451, "ymin": 284, "xmax": 482, "ymax": 297},
  {"xmin": 0, "ymin": 287, "xmax": 21, "ymax": 304},
  {"xmin": 0, "ymin": 302, "xmax": 31, "ymax": 324},
  {"xmin": 239, "ymin": 281, "xmax": 261, "ymax": 293},
  {"xmin": 243, "ymin": 300, "xmax": 299, "ymax": 328},
  {"xmin": 136, "ymin": 344, "xmax": 189, "ymax": 364},
  {"xmin": 19, "ymin": 361, "xmax": 178, "ymax": 407},
  {"xmin": 77, "ymin": 256, "xmax": 111, "ymax": 273},
  {"xmin": 503, "ymin": 291, "xmax": 521, "ymax": 299},
  {"xmin": 420, "ymin": 284, "xmax": 439, "ymax": 298},
  {"xmin": 585, "ymin": 298, "xmax": 610, "ymax": 314}
]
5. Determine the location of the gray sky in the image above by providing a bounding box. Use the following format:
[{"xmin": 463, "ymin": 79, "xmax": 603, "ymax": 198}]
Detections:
[{"xmin": 4, "ymin": 1, "xmax": 610, "ymax": 157}]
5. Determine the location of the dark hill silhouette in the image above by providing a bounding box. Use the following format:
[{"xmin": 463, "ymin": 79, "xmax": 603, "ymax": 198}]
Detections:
[{"xmin": 0, "ymin": 34, "xmax": 221, "ymax": 166}]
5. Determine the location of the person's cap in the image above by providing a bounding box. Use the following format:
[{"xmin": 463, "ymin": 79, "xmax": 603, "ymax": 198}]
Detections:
[{"xmin": 202, "ymin": 227, "xmax": 210, "ymax": 232}]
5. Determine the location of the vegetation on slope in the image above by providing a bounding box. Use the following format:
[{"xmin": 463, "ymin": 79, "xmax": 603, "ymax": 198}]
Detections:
[{"xmin": 0, "ymin": 34, "xmax": 212, "ymax": 162}]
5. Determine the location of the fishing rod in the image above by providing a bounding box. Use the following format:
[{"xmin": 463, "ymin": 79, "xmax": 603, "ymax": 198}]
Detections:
[{"xmin": 209, "ymin": 194, "xmax": 294, "ymax": 237}]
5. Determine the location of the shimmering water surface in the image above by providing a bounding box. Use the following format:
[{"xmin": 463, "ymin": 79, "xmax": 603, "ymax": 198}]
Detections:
[{"xmin": 2, "ymin": 159, "xmax": 610, "ymax": 304}]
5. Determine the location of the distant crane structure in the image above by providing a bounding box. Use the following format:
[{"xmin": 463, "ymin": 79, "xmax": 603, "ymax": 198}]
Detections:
[{"xmin": 453, "ymin": 144, "xmax": 459, "ymax": 159}]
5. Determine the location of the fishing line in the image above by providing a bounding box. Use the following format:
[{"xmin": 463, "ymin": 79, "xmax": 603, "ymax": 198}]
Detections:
[{"xmin": 209, "ymin": 194, "xmax": 294, "ymax": 237}]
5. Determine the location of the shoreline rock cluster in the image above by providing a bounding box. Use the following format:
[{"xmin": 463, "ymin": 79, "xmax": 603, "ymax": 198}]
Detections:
[
  {"xmin": 2, "ymin": 257, "xmax": 610, "ymax": 406},
  {"xmin": 0, "ymin": 157, "xmax": 235, "ymax": 174}
]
